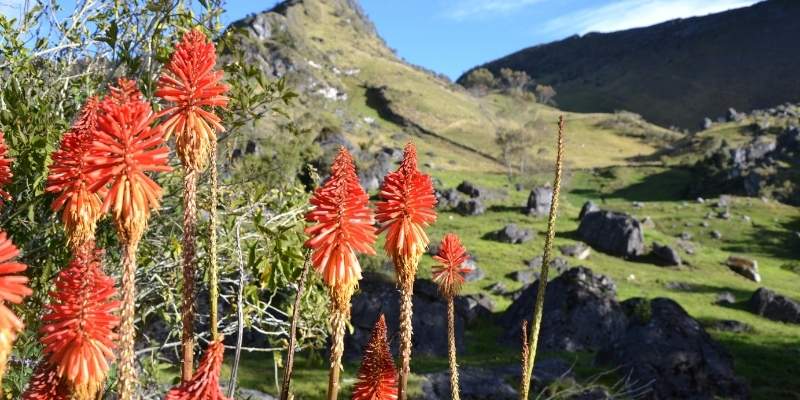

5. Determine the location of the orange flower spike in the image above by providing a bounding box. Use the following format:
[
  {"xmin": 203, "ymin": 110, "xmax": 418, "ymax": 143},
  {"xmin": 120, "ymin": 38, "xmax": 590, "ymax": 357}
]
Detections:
[
  {"xmin": 376, "ymin": 142, "xmax": 437, "ymax": 269},
  {"xmin": 21, "ymin": 362, "xmax": 71, "ymax": 400},
  {"xmin": 165, "ymin": 339, "xmax": 231, "ymax": 400},
  {"xmin": 352, "ymin": 315, "xmax": 399, "ymax": 400},
  {"xmin": 0, "ymin": 130, "xmax": 14, "ymax": 205},
  {"xmin": 46, "ymin": 97, "xmax": 104, "ymax": 246},
  {"xmin": 305, "ymin": 147, "xmax": 377, "ymax": 290},
  {"xmin": 87, "ymin": 83, "xmax": 172, "ymax": 244},
  {"xmin": 156, "ymin": 28, "xmax": 229, "ymax": 171},
  {"xmin": 40, "ymin": 244, "xmax": 120, "ymax": 398},
  {"xmin": 0, "ymin": 232, "xmax": 31, "ymax": 382},
  {"xmin": 432, "ymin": 234, "xmax": 473, "ymax": 299}
]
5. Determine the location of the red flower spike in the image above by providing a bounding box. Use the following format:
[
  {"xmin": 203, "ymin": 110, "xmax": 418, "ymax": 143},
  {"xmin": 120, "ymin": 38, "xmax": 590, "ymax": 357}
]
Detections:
[
  {"xmin": 156, "ymin": 28, "xmax": 229, "ymax": 171},
  {"xmin": 0, "ymin": 130, "xmax": 14, "ymax": 205},
  {"xmin": 432, "ymin": 234, "xmax": 472, "ymax": 298},
  {"xmin": 0, "ymin": 231, "xmax": 32, "ymax": 333},
  {"xmin": 352, "ymin": 314, "xmax": 398, "ymax": 400},
  {"xmin": 375, "ymin": 142, "xmax": 437, "ymax": 268},
  {"xmin": 86, "ymin": 80, "xmax": 172, "ymax": 243},
  {"xmin": 46, "ymin": 97, "xmax": 104, "ymax": 246},
  {"xmin": 107, "ymin": 78, "xmax": 143, "ymax": 105},
  {"xmin": 165, "ymin": 339, "xmax": 231, "ymax": 400},
  {"xmin": 21, "ymin": 362, "xmax": 71, "ymax": 400},
  {"xmin": 305, "ymin": 148, "xmax": 376, "ymax": 290},
  {"xmin": 39, "ymin": 244, "xmax": 120, "ymax": 398}
]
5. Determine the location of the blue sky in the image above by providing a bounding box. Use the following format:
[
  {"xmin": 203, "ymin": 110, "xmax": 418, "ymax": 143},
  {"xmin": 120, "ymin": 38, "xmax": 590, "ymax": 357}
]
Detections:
[{"xmin": 1, "ymin": 0, "xmax": 760, "ymax": 79}]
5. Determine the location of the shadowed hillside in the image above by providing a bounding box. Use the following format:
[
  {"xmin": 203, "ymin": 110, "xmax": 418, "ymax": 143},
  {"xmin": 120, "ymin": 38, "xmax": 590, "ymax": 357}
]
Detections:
[{"xmin": 460, "ymin": 0, "xmax": 800, "ymax": 130}]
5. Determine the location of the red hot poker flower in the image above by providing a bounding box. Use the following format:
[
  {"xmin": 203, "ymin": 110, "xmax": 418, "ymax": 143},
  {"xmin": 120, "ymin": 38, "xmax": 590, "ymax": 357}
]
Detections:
[
  {"xmin": 0, "ymin": 231, "xmax": 31, "ymax": 333},
  {"xmin": 432, "ymin": 233, "xmax": 472, "ymax": 298},
  {"xmin": 375, "ymin": 142, "xmax": 437, "ymax": 271},
  {"xmin": 0, "ymin": 130, "xmax": 14, "ymax": 205},
  {"xmin": 20, "ymin": 362, "xmax": 70, "ymax": 400},
  {"xmin": 156, "ymin": 28, "xmax": 229, "ymax": 171},
  {"xmin": 165, "ymin": 339, "xmax": 231, "ymax": 400},
  {"xmin": 352, "ymin": 314, "xmax": 398, "ymax": 400},
  {"xmin": 46, "ymin": 97, "xmax": 104, "ymax": 247},
  {"xmin": 305, "ymin": 148, "xmax": 376, "ymax": 292},
  {"xmin": 86, "ymin": 81, "xmax": 172, "ymax": 244},
  {"xmin": 40, "ymin": 244, "xmax": 120, "ymax": 398}
]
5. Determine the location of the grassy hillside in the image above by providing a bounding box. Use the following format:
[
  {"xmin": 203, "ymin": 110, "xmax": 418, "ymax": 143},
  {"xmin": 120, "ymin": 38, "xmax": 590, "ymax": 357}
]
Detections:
[{"xmin": 461, "ymin": 0, "xmax": 800, "ymax": 130}]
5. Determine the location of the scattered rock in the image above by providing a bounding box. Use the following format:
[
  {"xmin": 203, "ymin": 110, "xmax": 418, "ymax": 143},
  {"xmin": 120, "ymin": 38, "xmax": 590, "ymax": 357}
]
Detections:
[
  {"xmin": 578, "ymin": 201, "xmax": 600, "ymax": 220},
  {"xmin": 675, "ymin": 239, "xmax": 696, "ymax": 255},
  {"xmin": 420, "ymin": 367, "xmax": 518, "ymax": 400},
  {"xmin": 701, "ymin": 221, "xmax": 710, "ymax": 228},
  {"xmin": 747, "ymin": 287, "xmax": 800, "ymax": 324},
  {"xmin": 710, "ymin": 320, "xmax": 754, "ymax": 334},
  {"xmin": 717, "ymin": 195, "xmax": 732, "ymax": 208},
  {"xmin": 652, "ymin": 242, "xmax": 682, "ymax": 266},
  {"xmin": 491, "ymin": 224, "xmax": 535, "ymax": 244},
  {"xmin": 456, "ymin": 181, "xmax": 484, "ymax": 198},
  {"xmin": 718, "ymin": 209, "xmax": 732, "ymax": 220},
  {"xmin": 455, "ymin": 198, "xmax": 485, "ymax": 216},
  {"xmin": 726, "ymin": 256, "xmax": 761, "ymax": 282},
  {"xmin": 509, "ymin": 269, "xmax": 537, "ymax": 284},
  {"xmin": 641, "ymin": 216, "xmax": 655, "ymax": 229},
  {"xmin": 596, "ymin": 298, "xmax": 750, "ymax": 400},
  {"xmin": 526, "ymin": 256, "xmax": 570, "ymax": 279},
  {"xmin": 435, "ymin": 188, "xmax": 461, "ymax": 209},
  {"xmin": 696, "ymin": 197, "xmax": 705, "ymax": 203},
  {"xmin": 500, "ymin": 267, "xmax": 628, "ymax": 351},
  {"xmin": 463, "ymin": 258, "xmax": 484, "ymax": 282},
  {"xmin": 578, "ymin": 211, "xmax": 645, "ymax": 258},
  {"xmin": 711, "ymin": 230, "xmax": 723, "ymax": 239},
  {"xmin": 460, "ymin": 293, "xmax": 494, "ymax": 324},
  {"xmin": 632, "ymin": 201, "xmax": 645, "ymax": 209},
  {"xmin": 715, "ymin": 291, "xmax": 736, "ymax": 306},
  {"xmin": 665, "ymin": 281, "xmax": 695, "ymax": 291},
  {"xmin": 679, "ymin": 231, "xmax": 693, "ymax": 241},
  {"xmin": 559, "ymin": 243, "xmax": 591, "ymax": 260},
  {"xmin": 525, "ymin": 186, "xmax": 553, "ymax": 216}
]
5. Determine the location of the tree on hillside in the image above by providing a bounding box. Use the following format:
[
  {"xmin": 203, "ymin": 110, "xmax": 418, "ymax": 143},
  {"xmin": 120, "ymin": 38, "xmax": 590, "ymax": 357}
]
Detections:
[
  {"xmin": 462, "ymin": 68, "xmax": 496, "ymax": 96},
  {"xmin": 535, "ymin": 84, "xmax": 557, "ymax": 105},
  {"xmin": 495, "ymin": 127, "xmax": 535, "ymax": 178},
  {"xmin": 499, "ymin": 68, "xmax": 531, "ymax": 95}
]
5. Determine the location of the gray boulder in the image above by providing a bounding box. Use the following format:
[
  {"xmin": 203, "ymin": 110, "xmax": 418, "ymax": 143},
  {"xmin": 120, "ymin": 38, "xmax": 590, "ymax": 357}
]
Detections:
[
  {"xmin": 346, "ymin": 273, "xmax": 470, "ymax": 360},
  {"xmin": 559, "ymin": 242, "xmax": 591, "ymax": 260},
  {"xmin": 420, "ymin": 367, "xmax": 518, "ymax": 400},
  {"xmin": 651, "ymin": 242, "xmax": 682, "ymax": 266},
  {"xmin": 578, "ymin": 211, "xmax": 645, "ymax": 258},
  {"xmin": 435, "ymin": 188, "xmax": 461, "ymax": 209},
  {"xmin": 578, "ymin": 201, "xmax": 600, "ymax": 220},
  {"xmin": 491, "ymin": 224, "xmax": 534, "ymax": 244},
  {"xmin": 715, "ymin": 291, "xmax": 736, "ymax": 306},
  {"xmin": 525, "ymin": 186, "xmax": 553, "ymax": 216},
  {"xmin": 710, "ymin": 319, "xmax": 754, "ymax": 334},
  {"xmin": 463, "ymin": 258, "xmax": 484, "ymax": 282},
  {"xmin": 747, "ymin": 287, "xmax": 800, "ymax": 324},
  {"xmin": 455, "ymin": 198, "xmax": 485, "ymax": 216},
  {"xmin": 596, "ymin": 298, "xmax": 750, "ymax": 400},
  {"xmin": 456, "ymin": 180, "xmax": 484, "ymax": 198},
  {"xmin": 526, "ymin": 256, "xmax": 570, "ymax": 280},
  {"xmin": 358, "ymin": 147, "xmax": 402, "ymax": 191},
  {"xmin": 726, "ymin": 255, "xmax": 761, "ymax": 282},
  {"xmin": 500, "ymin": 267, "xmax": 628, "ymax": 351}
]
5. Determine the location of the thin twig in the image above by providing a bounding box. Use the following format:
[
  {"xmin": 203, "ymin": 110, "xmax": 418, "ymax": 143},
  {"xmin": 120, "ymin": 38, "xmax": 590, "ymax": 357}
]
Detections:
[{"xmin": 279, "ymin": 250, "xmax": 312, "ymax": 400}]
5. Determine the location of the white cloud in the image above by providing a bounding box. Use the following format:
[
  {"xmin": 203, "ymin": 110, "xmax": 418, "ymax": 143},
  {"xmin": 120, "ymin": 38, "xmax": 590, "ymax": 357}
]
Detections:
[
  {"xmin": 0, "ymin": 0, "xmax": 26, "ymax": 19},
  {"xmin": 445, "ymin": 0, "xmax": 547, "ymax": 21},
  {"xmin": 542, "ymin": 0, "xmax": 760, "ymax": 36}
]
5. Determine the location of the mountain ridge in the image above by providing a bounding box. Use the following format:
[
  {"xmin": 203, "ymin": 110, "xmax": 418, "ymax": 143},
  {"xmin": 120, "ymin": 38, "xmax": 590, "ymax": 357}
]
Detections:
[{"xmin": 459, "ymin": 0, "xmax": 800, "ymax": 130}]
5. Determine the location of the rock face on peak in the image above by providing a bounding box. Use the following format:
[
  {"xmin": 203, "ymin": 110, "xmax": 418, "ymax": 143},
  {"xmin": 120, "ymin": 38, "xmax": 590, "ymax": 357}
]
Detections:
[{"xmin": 461, "ymin": 0, "xmax": 800, "ymax": 130}]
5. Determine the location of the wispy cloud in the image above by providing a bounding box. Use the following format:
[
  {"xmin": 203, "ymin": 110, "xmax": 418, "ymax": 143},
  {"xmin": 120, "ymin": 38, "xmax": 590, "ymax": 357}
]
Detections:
[
  {"xmin": 444, "ymin": 0, "xmax": 547, "ymax": 21},
  {"xmin": 542, "ymin": 0, "xmax": 760, "ymax": 36},
  {"xmin": 0, "ymin": 0, "xmax": 26, "ymax": 19}
]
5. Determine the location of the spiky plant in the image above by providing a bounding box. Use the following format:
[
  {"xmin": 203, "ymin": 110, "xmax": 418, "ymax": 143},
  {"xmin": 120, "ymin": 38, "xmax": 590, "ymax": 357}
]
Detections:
[
  {"xmin": 352, "ymin": 314, "xmax": 398, "ymax": 400},
  {"xmin": 46, "ymin": 97, "xmax": 104, "ymax": 249},
  {"xmin": 156, "ymin": 27, "xmax": 229, "ymax": 381},
  {"xmin": 519, "ymin": 116, "xmax": 566, "ymax": 400},
  {"xmin": 0, "ymin": 232, "xmax": 32, "ymax": 385},
  {"xmin": 39, "ymin": 244, "xmax": 120, "ymax": 399},
  {"xmin": 86, "ymin": 78, "xmax": 171, "ymax": 399},
  {"xmin": 375, "ymin": 142, "xmax": 437, "ymax": 400},
  {"xmin": 165, "ymin": 340, "xmax": 230, "ymax": 400},
  {"xmin": 305, "ymin": 148, "xmax": 377, "ymax": 400},
  {"xmin": 432, "ymin": 234, "xmax": 472, "ymax": 400}
]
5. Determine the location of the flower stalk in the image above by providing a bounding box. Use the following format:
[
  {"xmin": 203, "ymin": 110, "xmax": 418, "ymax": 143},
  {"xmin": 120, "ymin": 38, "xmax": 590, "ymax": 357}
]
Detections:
[{"xmin": 519, "ymin": 115, "xmax": 566, "ymax": 400}]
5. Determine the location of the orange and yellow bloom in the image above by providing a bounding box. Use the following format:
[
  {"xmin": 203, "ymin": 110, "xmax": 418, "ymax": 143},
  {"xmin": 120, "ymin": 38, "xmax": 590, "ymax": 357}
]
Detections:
[
  {"xmin": 352, "ymin": 314, "xmax": 398, "ymax": 400},
  {"xmin": 165, "ymin": 340, "xmax": 230, "ymax": 400},
  {"xmin": 432, "ymin": 233, "xmax": 472, "ymax": 298}
]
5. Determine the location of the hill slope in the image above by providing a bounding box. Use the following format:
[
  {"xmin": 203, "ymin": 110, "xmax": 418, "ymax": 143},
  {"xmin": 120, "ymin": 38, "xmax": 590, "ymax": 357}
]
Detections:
[
  {"xmin": 459, "ymin": 0, "xmax": 800, "ymax": 130},
  {"xmin": 224, "ymin": 0, "xmax": 677, "ymax": 174}
]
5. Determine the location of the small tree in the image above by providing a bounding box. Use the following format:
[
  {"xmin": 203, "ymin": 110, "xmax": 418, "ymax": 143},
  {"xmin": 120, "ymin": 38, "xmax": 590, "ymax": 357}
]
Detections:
[
  {"xmin": 535, "ymin": 84, "xmax": 557, "ymax": 105},
  {"xmin": 462, "ymin": 68, "xmax": 496, "ymax": 96},
  {"xmin": 495, "ymin": 128, "xmax": 535, "ymax": 178},
  {"xmin": 499, "ymin": 68, "xmax": 531, "ymax": 95}
]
